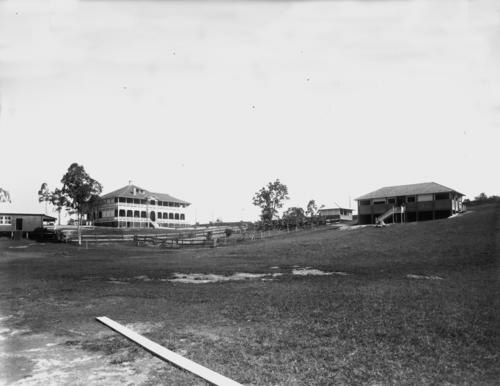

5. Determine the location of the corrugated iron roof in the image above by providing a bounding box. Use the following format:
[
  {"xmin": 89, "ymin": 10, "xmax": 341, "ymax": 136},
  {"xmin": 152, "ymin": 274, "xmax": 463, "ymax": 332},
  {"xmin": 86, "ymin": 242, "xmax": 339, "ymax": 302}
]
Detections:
[
  {"xmin": 355, "ymin": 182, "xmax": 463, "ymax": 201},
  {"xmin": 100, "ymin": 184, "xmax": 190, "ymax": 205}
]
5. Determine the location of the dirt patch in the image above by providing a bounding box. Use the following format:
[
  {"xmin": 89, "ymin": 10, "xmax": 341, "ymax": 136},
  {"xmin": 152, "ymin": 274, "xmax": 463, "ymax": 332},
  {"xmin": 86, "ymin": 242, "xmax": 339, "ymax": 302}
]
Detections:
[
  {"xmin": 292, "ymin": 268, "xmax": 350, "ymax": 276},
  {"xmin": 168, "ymin": 272, "xmax": 280, "ymax": 284},
  {"xmin": 338, "ymin": 225, "xmax": 371, "ymax": 231},
  {"xmin": 0, "ymin": 329, "xmax": 156, "ymax": 385},
  {"xmin": 406, "ymin": 274, "xmax": 444, "ymax": 280}
]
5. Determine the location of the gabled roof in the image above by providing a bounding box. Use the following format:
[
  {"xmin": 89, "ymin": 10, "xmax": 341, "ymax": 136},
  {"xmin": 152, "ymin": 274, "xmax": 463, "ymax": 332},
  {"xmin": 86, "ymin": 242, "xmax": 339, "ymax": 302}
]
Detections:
[
  {"xmin": 355, "ymin": 182, "xmax": 463, "ymax": 201},
  {"xmin": 100, "ymin": 184, "xmax": 190, "ymax": 205}
]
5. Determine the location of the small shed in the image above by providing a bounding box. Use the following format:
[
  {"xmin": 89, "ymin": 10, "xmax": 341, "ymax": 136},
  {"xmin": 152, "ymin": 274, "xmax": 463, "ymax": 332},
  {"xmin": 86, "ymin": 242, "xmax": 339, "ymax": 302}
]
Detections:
[{"xmin": 0, "ymin": 213, "xmax": 56, "ymax": 235}]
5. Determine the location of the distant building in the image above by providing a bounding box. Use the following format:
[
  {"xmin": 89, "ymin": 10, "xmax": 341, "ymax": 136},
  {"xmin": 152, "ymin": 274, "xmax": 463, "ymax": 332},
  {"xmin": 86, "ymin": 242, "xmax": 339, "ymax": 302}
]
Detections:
[
  {"xmin": 355, "ymin": 182, "xmax": 465, "ymax": 225},
  {"xmin": 0, "ymin": 213, "xmax": 56, "ymax": 235},
  {"xmin": 86, "ymin": 183, "xmax": 190, "ymax": 228},
  {"xmin": 318, "ymin": 207, "xmax": 353, "ymax": 222}
]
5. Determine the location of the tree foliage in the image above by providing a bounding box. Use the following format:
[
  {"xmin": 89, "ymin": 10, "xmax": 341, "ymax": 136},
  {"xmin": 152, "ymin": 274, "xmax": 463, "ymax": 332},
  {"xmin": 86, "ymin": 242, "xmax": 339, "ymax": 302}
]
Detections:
[
  {"xmin": 50, "ymin": 188, "xmax": 67, "ymax": 225},
  {"xmin": 306, "ymin": 199, "xmax": 318, "ymax": 218},
  {"xmin": 38, "ymin": 183, "xmax": 51, "ymax": 213},
  {"xmin": 252, "ymin": 179, "xmax": 289, "ymax": 222},
  {"xmin": 474, "ymin": 192, "xmax": 488, "ymax": 202},
  {"xmin": 282, "ymin": 206, "xmax": 306, "ymax": 225},
  {"xmin": 37, "ymin": 183, "xmax": 68, "ymax": 225},
  {"xmin": 60, "ymin": 163, "xmax": 102, "ymax": 221},
  {"xmin": 38, "ymin": 183, "xmax": 51, "ymax": 204}
]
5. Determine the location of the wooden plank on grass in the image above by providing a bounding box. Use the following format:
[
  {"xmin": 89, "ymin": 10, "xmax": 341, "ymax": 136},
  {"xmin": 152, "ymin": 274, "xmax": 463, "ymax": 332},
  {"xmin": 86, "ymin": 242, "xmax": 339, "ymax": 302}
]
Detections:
[{"xmin": 96, "ymin": 316, "xmax": 242, "ymax": 386}]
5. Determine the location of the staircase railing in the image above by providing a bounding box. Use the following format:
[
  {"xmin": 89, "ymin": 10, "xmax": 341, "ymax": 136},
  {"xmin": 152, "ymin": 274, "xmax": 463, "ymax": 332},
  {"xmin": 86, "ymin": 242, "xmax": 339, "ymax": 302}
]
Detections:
[
  {"xmin": 149, "ymin": 220, "xmax": 160, "ymax": 229},
  {"xmin": 376, "ymin": 206, "xmax": 400, "ymax": 226}
]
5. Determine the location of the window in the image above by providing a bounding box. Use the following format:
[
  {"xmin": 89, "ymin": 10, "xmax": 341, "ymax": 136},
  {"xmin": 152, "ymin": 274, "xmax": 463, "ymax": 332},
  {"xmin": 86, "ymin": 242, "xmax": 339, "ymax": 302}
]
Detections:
[
  {"xmin": 114, "ymin": 209, "xmax": 118, "ymax": 217},
  {"xmin": 127, "ymin": 210, "xmax": 133, "ymax": 217},
  {"xmin": 417, "ymin": 194, "xmax": 433, "ymax": 202},
  {"xmin": 180, "ymin": 214, "xmax": 185, "ymax": 220},
  {"xmin": 435, "ymin": 193, "xmax": 450, "ymax": 200},
  {"xmin": 141, "ymin": 211, "xmax": 147, "ymax": 218},
  {"xmin": 127, "ymin": 198, "xmax": 133, "ymax": 204},
  {"xmin": 119, "ymin": 197, "xmax": 126, "ymax": 203},
  {"xmin": 372, "ymin": 199, "xmax": 386, "ymax": 205},
  {"xmin": 0, "ymin": 216, "xmax": 12, "ymax": 225},
  {"xmin": 134, "ymin": 199, "xmax": 140, "ymax": 204},
  {"xmin": 99, "ymin": 211, "xmax": 102, "ymax": 218},
  {"xmin": 407, "ymin": 196, "xmax": 416, "ymax": 203},
  {"xmin": 150, "ymin": 200, "xmax": 155, "ymax": 205},
  {"xmin": 387, "ymin": 198, "xmax": 396, "ymax": 204},
  {"xmin": 174, "ymin": 213, "xmax": 179, "ymax": 220},
  {"xmin": 162, "ymin": 213, "xmax": 167, "ymax": 219},
  {"xmin": 169, "ymin": 213, "xmax": 174, "ymax": 219},
  {"xmin": 359, "ymin": 200, "xmax": 370, "ymax": 206},
  {"xmin": 119, "ymin": 209, "xmax": 125, "ymax": 217},
  {"xmin": 134, "ymin": 210, "xmax": 140, "ymax": 218}
]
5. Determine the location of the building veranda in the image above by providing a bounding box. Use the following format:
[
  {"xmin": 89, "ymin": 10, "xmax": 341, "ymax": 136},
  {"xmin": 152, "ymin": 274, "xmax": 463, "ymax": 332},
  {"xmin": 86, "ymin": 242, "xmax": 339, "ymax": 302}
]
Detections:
[{"xmin": 86, "ymin": 184, "xmax": 190, "ymax": 229}]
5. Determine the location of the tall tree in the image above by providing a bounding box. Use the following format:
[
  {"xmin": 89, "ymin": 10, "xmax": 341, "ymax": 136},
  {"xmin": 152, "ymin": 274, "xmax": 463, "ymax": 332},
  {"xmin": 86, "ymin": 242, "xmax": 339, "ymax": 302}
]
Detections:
[
  {"xmin": 38, "ymin": 183, "xmax": 51, "ymax": 214},
  {"xmin": 252, "ymin": 179, "xmax": 289, "ymax": 222},
  {"xmin": 306, "ymin": 199, "xmax": 318, "ymax": 218},
  {"xmin": 60, "ymin": 163, "xmax": 102, "ymax": 244},
  {"xmin": 50, "ymin": 188, "xmax": 67, "ymax": 226}
]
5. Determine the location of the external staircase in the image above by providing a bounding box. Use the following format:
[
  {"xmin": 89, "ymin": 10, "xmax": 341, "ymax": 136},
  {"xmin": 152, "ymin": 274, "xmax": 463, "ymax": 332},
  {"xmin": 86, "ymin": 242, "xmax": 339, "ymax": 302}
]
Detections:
[
  {"xmin": 376, "ymin": 206, "xmax": 402, "ymax": 226},
  {"xmin": 149, "ymin": 220, "xmax": 160, "ymax": 229}
]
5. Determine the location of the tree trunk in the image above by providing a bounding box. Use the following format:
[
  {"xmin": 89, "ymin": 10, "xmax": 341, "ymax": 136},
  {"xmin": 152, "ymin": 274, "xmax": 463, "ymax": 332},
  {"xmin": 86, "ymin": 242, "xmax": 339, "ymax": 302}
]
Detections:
[{"xmin": 78, "ymin": 212, "xmax": 82, "ymax": 245}]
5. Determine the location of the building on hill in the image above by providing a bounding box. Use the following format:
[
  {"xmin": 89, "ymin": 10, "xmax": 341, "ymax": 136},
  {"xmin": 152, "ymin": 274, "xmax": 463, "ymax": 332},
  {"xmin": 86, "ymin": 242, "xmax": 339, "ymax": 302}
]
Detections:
[
  {"xmin": 86, "ymin": 183, "xmax": 190, "ymax": 228},
  {"xmin": 317, "ymin": 207, "xmax": 353, "ymax": 222},
  {"xmin": 355, "ymin": 182, "xmax": 465, "ymax": 225}
]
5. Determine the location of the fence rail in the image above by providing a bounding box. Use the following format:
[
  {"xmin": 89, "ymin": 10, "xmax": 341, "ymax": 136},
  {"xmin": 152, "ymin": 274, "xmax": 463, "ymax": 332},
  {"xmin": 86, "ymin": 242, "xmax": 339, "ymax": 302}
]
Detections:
[{"xmin": 61, "ymin": 223, "xmax": 339, "ymax": 247}]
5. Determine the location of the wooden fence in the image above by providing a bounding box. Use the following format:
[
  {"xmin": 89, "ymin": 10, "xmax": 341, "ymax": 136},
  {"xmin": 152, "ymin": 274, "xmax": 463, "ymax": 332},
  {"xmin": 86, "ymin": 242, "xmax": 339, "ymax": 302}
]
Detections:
[{"xmin": 62, "ymin": 223, "xmax": 339, "ymax": 247}]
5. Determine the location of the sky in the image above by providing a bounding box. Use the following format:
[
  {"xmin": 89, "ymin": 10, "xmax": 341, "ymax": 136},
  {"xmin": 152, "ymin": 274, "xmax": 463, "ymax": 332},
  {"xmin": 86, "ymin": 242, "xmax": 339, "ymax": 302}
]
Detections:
[{"xmin": 0, "ymin": 0, "xmax": 499, "ymax": 223}]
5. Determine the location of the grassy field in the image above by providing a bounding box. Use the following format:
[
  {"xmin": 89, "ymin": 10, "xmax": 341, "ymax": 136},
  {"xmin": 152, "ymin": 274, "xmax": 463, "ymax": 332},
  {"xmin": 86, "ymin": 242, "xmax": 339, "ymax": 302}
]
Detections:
[{"xmin": 0, "ymin": 203, "xmax": 498, "ymax": 385}]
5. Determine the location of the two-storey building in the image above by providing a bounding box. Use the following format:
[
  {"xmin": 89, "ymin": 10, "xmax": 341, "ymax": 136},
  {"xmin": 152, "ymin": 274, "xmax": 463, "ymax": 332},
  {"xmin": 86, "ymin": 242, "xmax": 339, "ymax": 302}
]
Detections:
[
  {"xmin": 356, "ymin": 182, "xmax": 464, "ymax": 225},
  {"xmin": 86, "ymin": 183, "xmax": 190, "ymax": 228}
]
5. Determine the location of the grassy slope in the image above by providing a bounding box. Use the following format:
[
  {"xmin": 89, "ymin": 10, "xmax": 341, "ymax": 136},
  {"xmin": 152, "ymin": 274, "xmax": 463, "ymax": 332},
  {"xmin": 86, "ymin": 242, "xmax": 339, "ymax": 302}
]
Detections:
[{"xmin": 0, "ymin": 203, "xmax": 498, "ymax": 385}]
